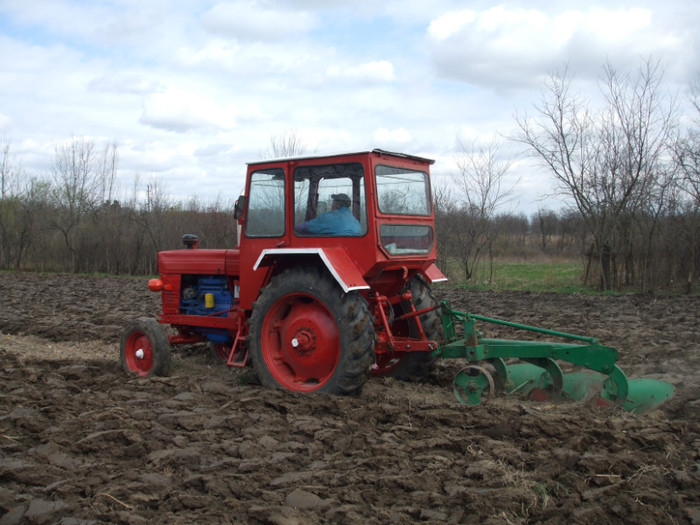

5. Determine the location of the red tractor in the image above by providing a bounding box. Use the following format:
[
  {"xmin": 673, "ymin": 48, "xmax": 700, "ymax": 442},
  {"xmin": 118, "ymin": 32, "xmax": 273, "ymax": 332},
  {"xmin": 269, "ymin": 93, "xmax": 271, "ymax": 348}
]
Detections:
[
  {"xmin": 121, "ymin": 148, "xmax": 676, "ymax": 412},
  {"xmin": 121, "ymin": 149, "xmax": 447, "ymax": 394}
]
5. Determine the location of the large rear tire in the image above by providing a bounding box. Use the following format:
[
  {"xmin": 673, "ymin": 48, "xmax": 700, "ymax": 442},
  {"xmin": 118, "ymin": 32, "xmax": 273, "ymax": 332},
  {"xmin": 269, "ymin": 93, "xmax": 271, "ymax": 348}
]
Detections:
[
  {"xmin": 372, "ymin": 275, "xmax": 440, "ymax": 381},
  {"xmin": 120, "ymin": 317, "xmax": 171, "ymax": 377},
  {"xmin": 248, "ymin": 268, "xmax": 374, "ymax": 394}
]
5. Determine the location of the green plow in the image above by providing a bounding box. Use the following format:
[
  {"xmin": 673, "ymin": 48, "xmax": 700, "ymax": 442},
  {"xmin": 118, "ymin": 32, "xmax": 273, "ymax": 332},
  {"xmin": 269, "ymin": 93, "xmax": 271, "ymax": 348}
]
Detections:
[{"xmin": 434, "ymin": 302, "xmax": 674, "ymax": 413}]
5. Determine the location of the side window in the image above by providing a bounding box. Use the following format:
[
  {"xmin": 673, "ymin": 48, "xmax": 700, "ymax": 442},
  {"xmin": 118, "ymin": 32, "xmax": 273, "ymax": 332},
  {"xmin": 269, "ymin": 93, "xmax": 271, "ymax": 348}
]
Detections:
[
  {"xmin": 376, "ymin": 165, "xmax": 432, "ymax": 216},
  {"xmin": 293, "ymin": 162, "xmax": 367, "ymax": 237},
  {"xmin": 244, "ymin": 168, "xmax": 285, "ymax": 237}
]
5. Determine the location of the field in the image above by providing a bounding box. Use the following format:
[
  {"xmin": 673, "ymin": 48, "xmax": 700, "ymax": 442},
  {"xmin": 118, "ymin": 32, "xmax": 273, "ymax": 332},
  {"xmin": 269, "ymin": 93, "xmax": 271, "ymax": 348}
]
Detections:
[
  {"xmin": 1, "ymin": 272, "xmax": 699, "ymax": 524},
  {"xmin": 457, "ymin": 260, "xmax": 587, "ymax": 293}
]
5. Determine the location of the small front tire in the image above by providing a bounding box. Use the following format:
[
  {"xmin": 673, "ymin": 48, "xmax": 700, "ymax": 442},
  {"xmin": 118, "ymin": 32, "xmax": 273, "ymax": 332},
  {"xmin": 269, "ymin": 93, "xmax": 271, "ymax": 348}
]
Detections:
[{"xmin": 120, "ymin": 317, "xmax": 171, "ymax": 377}]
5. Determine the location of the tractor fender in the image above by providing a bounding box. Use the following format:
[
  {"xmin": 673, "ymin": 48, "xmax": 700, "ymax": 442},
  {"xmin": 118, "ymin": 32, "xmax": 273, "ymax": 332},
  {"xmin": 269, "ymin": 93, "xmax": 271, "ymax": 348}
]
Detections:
[
  {"xmin": 253, "ymin": 248, "xmax": 370, "ymax": 293},
  {"xmin": 421, "ymin": 263, "xmax": 448, "ymax": 284}
]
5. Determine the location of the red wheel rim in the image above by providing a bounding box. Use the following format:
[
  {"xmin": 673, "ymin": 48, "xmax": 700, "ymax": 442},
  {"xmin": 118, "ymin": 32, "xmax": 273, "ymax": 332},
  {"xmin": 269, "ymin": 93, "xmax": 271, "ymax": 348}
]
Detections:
[
  {"xmin": 213, "ymin": 343, "xmax": 230, "ymax": 362},
  {"xmin": 261, "ymin": 293, "xmax": 340, "ymax": 391},
  {"xmin": 124, "ymin": 331, "xmax": 154, "ymax": 376}
]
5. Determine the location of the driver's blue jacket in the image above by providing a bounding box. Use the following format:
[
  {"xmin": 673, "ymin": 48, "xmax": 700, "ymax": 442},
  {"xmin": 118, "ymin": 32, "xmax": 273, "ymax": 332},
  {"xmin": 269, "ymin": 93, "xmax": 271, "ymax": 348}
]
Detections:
[{"xmin": 295, "ymin": 206, "xmax": 362, "ymax": 236}]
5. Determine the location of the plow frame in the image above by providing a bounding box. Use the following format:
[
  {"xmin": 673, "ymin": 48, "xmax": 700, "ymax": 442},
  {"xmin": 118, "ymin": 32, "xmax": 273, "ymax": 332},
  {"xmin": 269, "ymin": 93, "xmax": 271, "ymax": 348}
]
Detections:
[{"xmin": 434, "ymin": 301, "xmax": 635, "ymax": 408}]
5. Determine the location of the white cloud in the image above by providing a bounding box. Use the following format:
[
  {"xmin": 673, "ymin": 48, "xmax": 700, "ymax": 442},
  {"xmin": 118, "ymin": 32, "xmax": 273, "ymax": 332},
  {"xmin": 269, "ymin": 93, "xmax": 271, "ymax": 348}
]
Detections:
[
  {"xmin": 428, "ymin": 10, "xmax": 477, "ymax": 41},
  {"xmin": 580, "ymin": 8, "xmax": 650, "ymax": 40},
  {"xmin": 139, "ymin": 88, "xmax": 240, "ymax": 133},
  {"xmin": 201, "ymin": 2, "xmax": 317, "ymax": 42},
  {"xmin": 326, "ymin": 60, "xmax": 395, "ymax": 83},
  {"xmin": 426, "ymin": 6, "xmax": 685, "ymax": 89},
  {"xmin": 372, "ymin": 127, "xmax": 412, "ymax": 146},
  {"xmin": 88, "ymin": 75, "xmax": 165, "ymax": 95},
  {"xmin": 174, "ymin": 40, "xmax": 240, "ymax": 69},
  {"xmin": 0, "ymin": 113, "xmax": 12, "ymax": 133}
]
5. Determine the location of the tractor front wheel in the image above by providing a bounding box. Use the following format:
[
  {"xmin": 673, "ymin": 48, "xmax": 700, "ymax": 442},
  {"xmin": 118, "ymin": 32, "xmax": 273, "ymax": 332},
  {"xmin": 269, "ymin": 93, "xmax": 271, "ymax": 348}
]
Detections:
[
  {"xmin": 248, "ymin": 268, "xmax": 374, "ymax": 394},
  {"xmin": 120, "ymin": 317, "xmax": 171, "ymax": 377}
]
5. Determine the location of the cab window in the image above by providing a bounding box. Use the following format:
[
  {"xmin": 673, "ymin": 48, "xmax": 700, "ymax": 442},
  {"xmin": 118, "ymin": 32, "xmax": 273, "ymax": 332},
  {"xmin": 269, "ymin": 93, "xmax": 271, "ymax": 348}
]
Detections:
[
  {"xmin": 245, "ymin": 168, "xmax": 285, "ymax": 237},
  {"xmin": 293, "ymin": 162, "xmax": 367, "ymax": 237},
  {"xmin": 376, "ymin": 165, "xmax": 432, "ymax": 216}
]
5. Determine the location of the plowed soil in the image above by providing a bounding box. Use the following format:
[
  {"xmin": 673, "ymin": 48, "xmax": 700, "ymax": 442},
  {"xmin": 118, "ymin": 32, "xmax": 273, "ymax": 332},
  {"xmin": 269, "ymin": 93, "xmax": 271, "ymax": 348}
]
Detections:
[{"xmin": 1, "ymin": 272, "xmax": 699, "ymax": 524}]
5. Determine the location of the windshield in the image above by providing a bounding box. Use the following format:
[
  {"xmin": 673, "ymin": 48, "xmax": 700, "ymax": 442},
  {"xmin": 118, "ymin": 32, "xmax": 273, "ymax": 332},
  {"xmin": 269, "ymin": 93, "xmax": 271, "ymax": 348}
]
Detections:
[{"xmin": 375, "ymin": 165, "xmax": 432, "ymax": 216}]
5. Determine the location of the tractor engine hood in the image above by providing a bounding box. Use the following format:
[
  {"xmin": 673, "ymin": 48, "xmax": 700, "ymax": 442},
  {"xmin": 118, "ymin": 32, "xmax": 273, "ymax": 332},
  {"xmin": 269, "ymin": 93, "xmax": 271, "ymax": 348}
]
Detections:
[{"xmin": 158, "ymin": 248, "xmax": 240, "ymax": 276}]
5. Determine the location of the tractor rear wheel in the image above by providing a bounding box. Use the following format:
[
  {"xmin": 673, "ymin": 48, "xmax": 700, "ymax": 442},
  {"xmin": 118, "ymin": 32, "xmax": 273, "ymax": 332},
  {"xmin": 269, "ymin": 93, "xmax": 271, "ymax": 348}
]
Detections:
[
  {"xmin": 372, "ymin": 275, "xmax": 440, "ymax": 380},
  {"xmin": 120, "ymin": 317, "xmax": 171, "ymax": 377},
  {"xmin": 248, "ymin": 268, "xmax": 374, "ymax": 395}
]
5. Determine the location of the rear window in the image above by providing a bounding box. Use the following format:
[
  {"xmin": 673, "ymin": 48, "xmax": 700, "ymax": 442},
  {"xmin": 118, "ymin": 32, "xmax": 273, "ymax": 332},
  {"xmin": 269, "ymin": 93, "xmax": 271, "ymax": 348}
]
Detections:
[{"xmin": 380, "ymin": 224, "xmax": 434, "ymax": 255}]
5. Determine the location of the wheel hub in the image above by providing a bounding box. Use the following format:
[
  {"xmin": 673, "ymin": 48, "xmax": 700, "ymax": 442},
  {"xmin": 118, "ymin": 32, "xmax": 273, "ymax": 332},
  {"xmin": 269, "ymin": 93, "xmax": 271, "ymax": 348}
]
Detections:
[
  {"xmin": 125, "ymin": 333, "xmax": 154, "ymax": 376},
  {"xmin": 290, "ymin": 329, "xmax": 315, "ymax": 355},
  {"xmin": 280, "ymin": 313, "xmax": 337, "ymax": 377},
  {"xmin": 261, "ymin": 294, "xmax": 340, "ymax": 389}
]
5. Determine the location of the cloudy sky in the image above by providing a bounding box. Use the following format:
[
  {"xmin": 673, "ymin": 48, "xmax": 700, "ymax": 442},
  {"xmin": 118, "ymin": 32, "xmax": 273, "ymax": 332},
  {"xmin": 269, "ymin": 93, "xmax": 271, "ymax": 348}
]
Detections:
[{"xmin": 0, "ymin": 0, "xmax": 698, "ymax": 213}]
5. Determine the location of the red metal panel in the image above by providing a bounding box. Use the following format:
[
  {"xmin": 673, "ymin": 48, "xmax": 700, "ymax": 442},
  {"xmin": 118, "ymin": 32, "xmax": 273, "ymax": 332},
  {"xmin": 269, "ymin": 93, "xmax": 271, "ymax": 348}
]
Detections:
[
  {"xmin": 319, "ymin": 247, "xmax": 370, "ymax": 291},
  {"xmin": 158, "ymin": 249, "xmax": 233, "ymax": 275},
  {"xmin": 160, "ymin": 282, "xmax": 180, "ymax": 314},
  {"xmin": 423, "ymin": 263, "xmax": 448, "ymax": 283},
  {"xmin": 158, "ymin": 314, "xmax": 237, "ymax": 330},
  {"xmin": 253, "ymin": 247, "xmax": 369, "ymax": 292},
  {"xmin": 225, "ymin": 250, "xmax": 240, "ymax": 276}
]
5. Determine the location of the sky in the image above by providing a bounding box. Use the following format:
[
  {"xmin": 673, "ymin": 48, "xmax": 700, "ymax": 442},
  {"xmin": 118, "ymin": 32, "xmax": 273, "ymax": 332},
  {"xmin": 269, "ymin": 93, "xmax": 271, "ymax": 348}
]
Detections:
[{"xmin": 0, "ymin": 0, "xmax": 698, "ymax": 214}]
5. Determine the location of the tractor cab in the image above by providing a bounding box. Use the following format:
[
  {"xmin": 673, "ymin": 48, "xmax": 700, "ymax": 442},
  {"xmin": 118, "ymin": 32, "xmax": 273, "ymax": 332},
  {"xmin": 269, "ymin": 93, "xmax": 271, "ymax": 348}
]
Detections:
[{"xmin": 236, "ymin": 149, "xmax": 446, "ymax": 309}]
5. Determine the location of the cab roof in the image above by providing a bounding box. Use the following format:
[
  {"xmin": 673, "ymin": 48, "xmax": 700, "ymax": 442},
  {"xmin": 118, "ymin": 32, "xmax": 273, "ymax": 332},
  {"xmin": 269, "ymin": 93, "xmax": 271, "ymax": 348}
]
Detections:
[{"xmin": 247, "ymin": 148, "xmax": 435, "ymax": 166}]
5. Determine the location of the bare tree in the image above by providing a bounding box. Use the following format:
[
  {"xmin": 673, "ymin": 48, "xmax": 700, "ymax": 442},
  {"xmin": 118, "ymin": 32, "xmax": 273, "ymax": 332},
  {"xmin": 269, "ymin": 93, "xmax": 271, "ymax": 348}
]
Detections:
[
  {"xmin": 1, "ymin": 138, "xmax": 15, "ymax": 198},
  {"xmin": 99, "ymin": 142, "xmax": 119, "ymax": 203},
  {"xmin": 13, "ymin": 177, "xmax": 51, "ymax": 269},
  {"xmin": 534, "ymin": 208, "xmax": 560, "ymax": 253},
  {"xmin": 672, "ymin": 77, "xmax": 700, "ymax": 291},
  {"xmin": 0, "ymin": 140, "xmax": 57, "ymax": 271},
  {"xmin": 141, "ymin": 176, "xmax": 172, "ymax": 253},
  {"xmin": 432, "ymin": 179, "xmax": 459, "ymax": 274},
  {"xmin": 675, "ymin": 78, "xmax": 700, "ymax": 205},
  {"xmin": 452, "ymin": 137, "xmax": 515, "ymax": 282},
  {"xmin": 0, "ymin": 140, "xmax": 16, "ymax": 267},
  {"xmin": 264, "ymin": 130, "xmax": 308, "ymax": 158},
  {"xmin": 517, "ymin": 58, "xmax": 677, "ymax": 290},
  {"xmin": 51, "ymin": 138, "xmax": 119, "ymax": 272}
]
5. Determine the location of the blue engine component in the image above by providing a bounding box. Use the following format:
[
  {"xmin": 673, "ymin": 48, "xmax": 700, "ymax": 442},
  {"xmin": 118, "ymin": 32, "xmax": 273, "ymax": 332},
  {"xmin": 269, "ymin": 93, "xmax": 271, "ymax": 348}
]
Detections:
[{"xmin": 180, "ymin": 275, "xmax": 235, "ymax": 344}]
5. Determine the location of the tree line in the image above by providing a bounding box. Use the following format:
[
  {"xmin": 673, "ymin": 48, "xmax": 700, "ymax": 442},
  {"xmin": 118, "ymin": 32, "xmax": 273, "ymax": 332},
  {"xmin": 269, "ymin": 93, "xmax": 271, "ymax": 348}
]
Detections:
[
  {"xmin": 0, "ymin": 138, "xmax": 238, "ymax": 275},
  {"xmin": 0, "ymin": 141, "xmax": 585, "ymax": 278},
  {"xmin": 0, "ymin": 134, "xmax": 696, "ymax": 293},
  {"xmin": 1, "ymin": 58, "xmax": 699, "ymax": 293}
]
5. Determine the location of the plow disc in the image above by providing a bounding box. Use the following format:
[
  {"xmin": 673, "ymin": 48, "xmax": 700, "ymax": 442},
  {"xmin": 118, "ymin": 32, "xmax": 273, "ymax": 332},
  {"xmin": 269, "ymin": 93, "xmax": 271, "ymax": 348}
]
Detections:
[{"xmin": 438, "ymin": 303, "xmax": 675, "ymax": 413}]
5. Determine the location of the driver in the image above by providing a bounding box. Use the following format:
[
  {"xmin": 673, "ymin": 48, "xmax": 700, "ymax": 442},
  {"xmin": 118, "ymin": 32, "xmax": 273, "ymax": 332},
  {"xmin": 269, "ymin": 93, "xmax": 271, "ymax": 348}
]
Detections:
[{"xmin": 295, "ymin": 193, "xmax": 362, "ymax": 236}]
